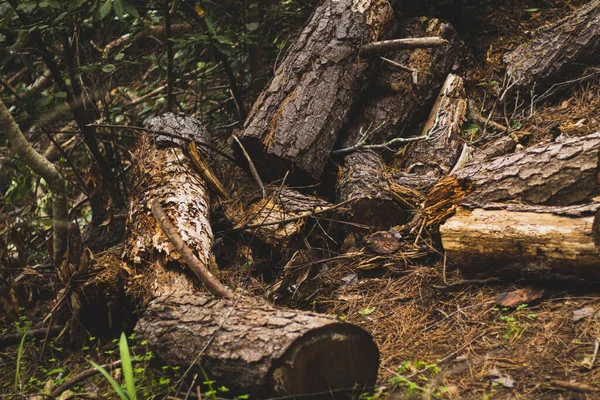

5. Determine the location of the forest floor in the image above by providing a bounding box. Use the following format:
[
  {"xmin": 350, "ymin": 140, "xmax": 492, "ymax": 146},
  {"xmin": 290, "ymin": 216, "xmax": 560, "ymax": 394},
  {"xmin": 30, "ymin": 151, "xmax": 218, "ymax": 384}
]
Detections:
[{"xmin": 2, "ymin": 0, "xmax": 600, "ymax": 399}]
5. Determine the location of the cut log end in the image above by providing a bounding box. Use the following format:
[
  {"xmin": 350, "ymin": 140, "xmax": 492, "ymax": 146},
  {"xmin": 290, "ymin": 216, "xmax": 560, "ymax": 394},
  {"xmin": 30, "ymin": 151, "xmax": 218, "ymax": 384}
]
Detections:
[{"xmin": 271, "ymin": 324, "xmax": 379, "ymax": 398}]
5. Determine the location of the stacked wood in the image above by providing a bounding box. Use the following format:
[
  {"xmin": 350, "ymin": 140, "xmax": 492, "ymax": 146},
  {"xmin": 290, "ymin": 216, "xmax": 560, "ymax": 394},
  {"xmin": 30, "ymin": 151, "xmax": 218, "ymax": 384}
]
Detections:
[
  {"xmin": 401, "ymin": 73, "xmax": 467, "ymax": 176},
  {"xmin": 337, "ymin": 150, "xmax": 404, "ymax": 231},
  {"xmin": 438, "ymin": 132, "xmax": 600, "ymax": 280},
  {"xmin": 503, "ymin": 0, "xmax": 600, "ymax": 90},
  {"xmin": 338, "ymin": 17, "xmax": 462, "ymax": 148},
  {"xmin": 124, "ymin": 114, "xmax": 380, "ymax": 397},
  {"xmin": 237, "ymin": 0, "xmax": 393, "ymax": 182}
]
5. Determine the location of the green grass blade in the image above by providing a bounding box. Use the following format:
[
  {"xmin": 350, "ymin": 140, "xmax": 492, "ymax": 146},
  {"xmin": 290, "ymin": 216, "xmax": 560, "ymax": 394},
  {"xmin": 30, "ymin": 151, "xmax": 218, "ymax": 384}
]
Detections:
[
  {"xmin": 14, "ymin": 333, "xmax": 26, "ymax": 392},
  {"xmin": 89, "ymin": 360, "xmax": 129, "ymax": 400},
  {"xmin": 119, "ymin": 333, "xmax": 136, "ymax": 400}
]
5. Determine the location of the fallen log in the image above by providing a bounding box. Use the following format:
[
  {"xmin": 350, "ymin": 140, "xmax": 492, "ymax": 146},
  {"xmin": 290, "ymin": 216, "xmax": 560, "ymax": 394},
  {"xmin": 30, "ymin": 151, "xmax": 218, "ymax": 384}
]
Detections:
[
  {"xmin": 453, "ymin": 132, "xmax": 600, "ymax": 206},
  {"xmin": 401, "ymin": 73, "xmax": 467, "ymax": 175},
  {"xmin": 124, "ymin": 114, "xmax": 380, "ymax": 397},
  {"xmin": 339, "ymin": 17, "xmax": 462, "ymax": 148},
  {"xmin": 238, "ymin": 0, "xmax": 393, "ymax": 182},
  {"xmin": 337, "ymin": 150, "xmax": 404, "ymax": 231},
  {"xmin": 440, "ymin": 203, "xmax": 600, "ymax": 281},
  {"xmin": 503, "ymin": 0, "xmax": 600, "ymax": 90}
]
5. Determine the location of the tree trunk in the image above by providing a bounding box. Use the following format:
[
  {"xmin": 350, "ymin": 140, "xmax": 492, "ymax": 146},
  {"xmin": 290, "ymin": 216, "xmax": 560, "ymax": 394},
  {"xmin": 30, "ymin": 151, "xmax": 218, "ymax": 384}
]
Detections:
[
  {"xmin": 440, "ymin": 203, "xmax": 600, "ymax": 281},
  {"xmin": 400, "ymin": 73, "xmax": 466, "ymax": 175},
  {"xmin": 124, "ymin": 113, "xmax": 380, "ymax": 397},
  {"xmin": 452, "ymin": 132, "xmax": 600, "ymax": 207},
  {"xmin": 337, "ymin": 150, "xmax": 404, "ymax": 231},
  {"xmin": 338, "ymin": 17, "xmax": 462, "ymax": 148},
  {"xmin": 503, "ymin": 0, "xmax": 600, "ymax": 90},
  {"xmin": 237, "ymin": 0, "xmax": 392, "ymax": 183}
]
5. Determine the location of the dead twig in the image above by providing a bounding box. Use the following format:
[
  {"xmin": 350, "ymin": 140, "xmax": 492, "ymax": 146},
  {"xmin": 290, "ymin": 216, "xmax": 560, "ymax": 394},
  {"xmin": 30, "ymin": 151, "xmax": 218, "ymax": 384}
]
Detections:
[
  {"xmin": 233, "ymin": 135, "xmax": 266, "ymax": 199},
  {"xmin": 361, "ymin": 37, "xmax": 448, "ymax": 56}
]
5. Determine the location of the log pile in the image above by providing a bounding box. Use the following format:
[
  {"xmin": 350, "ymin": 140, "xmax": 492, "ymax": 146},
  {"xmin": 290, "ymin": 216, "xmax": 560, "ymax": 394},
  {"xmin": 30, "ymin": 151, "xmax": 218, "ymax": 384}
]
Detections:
[{"xmin": 113, "ymin": 0, "xmax": 600, "ymax": 396}]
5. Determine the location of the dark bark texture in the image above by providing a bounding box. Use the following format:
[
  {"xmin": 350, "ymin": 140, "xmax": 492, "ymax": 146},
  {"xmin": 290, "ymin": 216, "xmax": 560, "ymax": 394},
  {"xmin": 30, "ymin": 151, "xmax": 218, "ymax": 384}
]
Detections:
[
  {"xmin": 441, "ymin": 203, "xmax": 600, "ymax": 281},
  {"xmin": 337, "ymin": 150, "xmax": 404, "ymax": 231},
  {"xmin": 123, "ymin": 113, "xmax": 215, "ymax": 299},
  {"xmin": 454, "ymin": 132, "xmax": 600, "ymax": 206},
  {"xmin": 339, "ymin": 17, "xmax": 462, "ymax": 148},
  {"xmin": 238, "ymin": 0, "xmax": 392, "ymax": 182},
  {"xmin": 136, "ymin": 292, "xmax": 380, "ymax": 398},
  {"xmin": 401, "ymin": 73, "xmax": 466, "ymax": 175},
  {"xmin": 503, "ymin": 0, "xmax": 600, "ymax": 90}
]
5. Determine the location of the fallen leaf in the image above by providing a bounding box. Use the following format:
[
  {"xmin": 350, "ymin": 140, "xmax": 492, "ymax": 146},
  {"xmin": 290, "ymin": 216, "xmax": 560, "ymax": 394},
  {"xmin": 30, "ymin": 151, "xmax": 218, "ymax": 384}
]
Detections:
[
  {"xmin": 496, "ymin": 288, "xmax": 545, "ymax": 308},
  {"xmin": 573, "ymin": 307, "xmax": 595, "ymax": 322}
]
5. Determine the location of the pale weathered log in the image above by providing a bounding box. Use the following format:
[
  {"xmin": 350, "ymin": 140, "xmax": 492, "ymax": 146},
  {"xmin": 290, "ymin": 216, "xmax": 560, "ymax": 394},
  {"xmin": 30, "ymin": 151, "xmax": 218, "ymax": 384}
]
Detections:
[
  {"xmin": 337, "ymin": 150, "xmax": 404, "ymax": 231},
  {"xmin": 125, "ymin": 114, "xmax": 380, "ymax": 397},
  {"xmin": 503, "ymin": 0, "xmax": 600, "ymax": 90},
  {"xmin": 339, "ymin": 17, "xmax": 462, "ymax": 148},
  {"xmin": 123, "ymin": 113, "xmax": 214, "ymax": 275},
  {"xmin": 401, "ymin": 73, "xmax": 466, "ymax": 175},
  {"xmin": 236, "ymin": 187, "xmax": 332, "ymax": 245},
  {"xmin": 440, "ymin": 203, "xmax": 600, "ymax": 280},
  {"xmin": 453, "ymin": 132, "xmax": 600, "ymax": 206},
  {"xmin": 136, "ymin": 292, "xmax": 379, "ymax": 398},
  {"xmin": 238, "ymin": 0, "xmax": 392, "ymax": 182}
]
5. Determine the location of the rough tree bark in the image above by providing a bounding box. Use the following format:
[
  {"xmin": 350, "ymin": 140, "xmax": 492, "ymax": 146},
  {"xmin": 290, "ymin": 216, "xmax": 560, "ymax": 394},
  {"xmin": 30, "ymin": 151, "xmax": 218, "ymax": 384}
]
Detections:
[
  {"xmin": 440, "ymin": 203, "xmax": 600, "ymax": 281},
  {"xmin": 338, "ymin": 17, "xmax": 462, "ymax": 148},
  {"xmin": 124, "ymin": 114, "xmax": 380, "ymax": 397},
  {"xmin": 503, "ymin": 0, "xmax": 600, "ymax": 90},
  {"xmin": 452, "ymin": 132, "xmax": 600, "ymax": 207},
  {"xmin": 337, "ymin": 150, "xmax": 404, "ymax": 231},
  {"xmin": 237, "ymin": 0, "xmax": 393, "ymax": 182},
  {"xmin": 401, "ymin": 73, "xmax": 467, "ymax": 175}
]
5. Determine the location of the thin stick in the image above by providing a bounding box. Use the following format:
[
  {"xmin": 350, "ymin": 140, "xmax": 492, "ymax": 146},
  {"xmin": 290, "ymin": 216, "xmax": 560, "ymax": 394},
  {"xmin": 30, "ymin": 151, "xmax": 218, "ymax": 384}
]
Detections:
[
  {"xmin": 360, "ymin": 37, "xmax": 448, "ymax": 56},
  {"xmin": 232, "ymin": 135, "xmax": 266, "ymax": 199},
  {"xmin": 151, "ymin": 199, "xmax": 232, "ymax": 298}
]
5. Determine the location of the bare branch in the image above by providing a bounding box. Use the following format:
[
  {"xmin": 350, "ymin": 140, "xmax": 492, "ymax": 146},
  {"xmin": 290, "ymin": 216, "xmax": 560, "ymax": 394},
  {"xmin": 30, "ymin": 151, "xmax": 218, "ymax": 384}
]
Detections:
[
  {"xmin": 150, "ymin": 199, "xmax": 233, "ymax": 299},
  {"xmin": 360, "ymin": 37, "xmax": 448, "ymax": 57}
]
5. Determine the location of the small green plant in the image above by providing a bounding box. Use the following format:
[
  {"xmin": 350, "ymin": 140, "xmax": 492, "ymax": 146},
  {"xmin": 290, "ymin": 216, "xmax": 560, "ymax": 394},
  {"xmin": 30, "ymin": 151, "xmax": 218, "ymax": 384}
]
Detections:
[
  {"xmin": 388, "ymin": 360, "xmax": 444, "ymax": 397},
  {"xmin": 90, "ymin": 332, "xmax": 137, "ymax": 400},
  {"xmin": 14, "ymin": 333, "xmax": 27, "ymax": 392}
]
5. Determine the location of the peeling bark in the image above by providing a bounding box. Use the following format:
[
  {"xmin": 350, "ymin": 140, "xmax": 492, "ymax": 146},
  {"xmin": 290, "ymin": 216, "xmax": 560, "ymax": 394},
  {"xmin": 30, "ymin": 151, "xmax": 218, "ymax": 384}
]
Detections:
[
  {"xmin": 440, "ymin": 203, "xmax": 600, "ymax": 281},
  {"xmin": 339, "ymin": 17, "xmax": 462, "ymax": 148}
]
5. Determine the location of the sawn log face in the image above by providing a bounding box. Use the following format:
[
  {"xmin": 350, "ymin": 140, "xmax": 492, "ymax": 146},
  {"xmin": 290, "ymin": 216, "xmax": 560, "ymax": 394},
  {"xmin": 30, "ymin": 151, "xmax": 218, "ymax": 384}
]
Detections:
[{"xmin": 238, "ymin": 0, "xmax": 392, "ymax": 182}]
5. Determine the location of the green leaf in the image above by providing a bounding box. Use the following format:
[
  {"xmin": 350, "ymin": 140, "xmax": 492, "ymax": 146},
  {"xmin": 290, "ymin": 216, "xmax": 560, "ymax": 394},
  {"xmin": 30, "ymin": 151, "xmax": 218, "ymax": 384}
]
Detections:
[
  {"xmin": 102, "ymin": 64, "xmax": 116, "ymax": 73},
  {"xmin": 89, "ymin": 360, "xmax": 128, "ymax": 400},
  {"xmin": 114, "ymin": 52, "xmax": 125, "ymax": 61},
  {"xmin": 524, "ymin": 8, "xmax": 539, "ymax": 12},
  {"xmin": 99, "ymin": 0, "xmax": 112, "ymax": 19},
  {"xmin": 113, "ymin": 0, "xmax": 124, "ymax": 20},
  {"xmin": 122, "ymin": 0, "xmax": 139, "ymax": 19},
  {"xmin": 119, "ymin": 333, "xmax": 136, "ymax": 400},
  {"xmin": 462, "ymin": 123, "xmax": 479, "ymax": 134}
]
